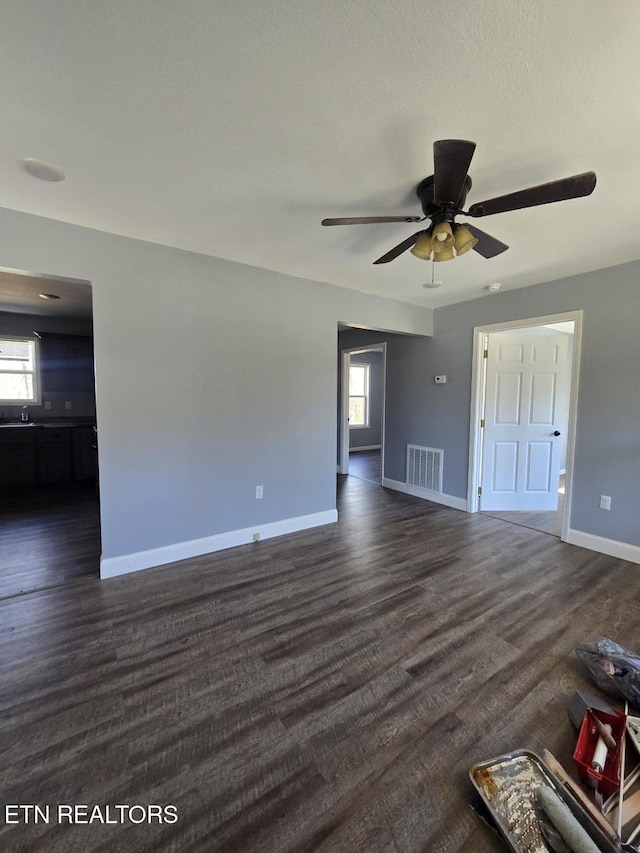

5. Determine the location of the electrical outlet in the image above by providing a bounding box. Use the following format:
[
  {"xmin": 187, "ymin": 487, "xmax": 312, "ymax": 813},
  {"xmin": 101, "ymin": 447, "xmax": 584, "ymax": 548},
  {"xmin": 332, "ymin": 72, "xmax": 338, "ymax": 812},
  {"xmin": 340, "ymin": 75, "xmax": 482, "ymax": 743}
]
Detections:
[
  {"xmin": 253, "ymin": 532, "xmax": 260, "ymax": 542},
  {"xmin": 255, "ymin": 485, "xmax": 263, "ymax": 499},
  {"xmin": 44, "ymin": 401, "xmax": 52, "ymax": 410},
  {"xmin": 65, "ymin": 401, "xmax": 72, "ymax": 410},
  {"xmin": 600, "ymin": 495, "xmax": 611, "ymax": 510}
]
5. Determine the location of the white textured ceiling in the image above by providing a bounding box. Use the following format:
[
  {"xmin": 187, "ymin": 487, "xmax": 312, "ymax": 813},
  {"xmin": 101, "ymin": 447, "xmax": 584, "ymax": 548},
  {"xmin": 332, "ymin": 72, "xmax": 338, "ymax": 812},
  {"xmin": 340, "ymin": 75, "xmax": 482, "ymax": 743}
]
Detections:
[{"xmin": 1, "ymin": 0, "xmax": 639, "ymax": 310}]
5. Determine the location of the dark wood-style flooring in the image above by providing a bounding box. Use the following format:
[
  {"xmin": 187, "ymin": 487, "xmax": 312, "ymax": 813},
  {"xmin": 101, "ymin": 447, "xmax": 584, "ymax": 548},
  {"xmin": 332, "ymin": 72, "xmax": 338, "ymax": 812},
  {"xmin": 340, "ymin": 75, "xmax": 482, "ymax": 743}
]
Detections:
[
  {"xmin": 1, "ymin": 474, "xmax": 637, "ymax": 852},
  {"xmin": 481, "ymin": 475, "xmax": 566, "ymax": 537},
  {"xmin": 348, "ymin": 448, "xmax": 381, "ymax": 484},
  {"xmin": 0, "ymin": 483, "xmax": 100, "ymax": 600}
]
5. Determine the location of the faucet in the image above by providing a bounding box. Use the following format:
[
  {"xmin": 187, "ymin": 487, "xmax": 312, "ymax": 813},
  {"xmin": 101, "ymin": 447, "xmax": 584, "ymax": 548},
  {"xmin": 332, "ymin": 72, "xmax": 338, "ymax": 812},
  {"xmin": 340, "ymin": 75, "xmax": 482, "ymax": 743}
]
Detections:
[{"xmin": 21, "ymin": 406, "xmax": 29, "ymax": 423}]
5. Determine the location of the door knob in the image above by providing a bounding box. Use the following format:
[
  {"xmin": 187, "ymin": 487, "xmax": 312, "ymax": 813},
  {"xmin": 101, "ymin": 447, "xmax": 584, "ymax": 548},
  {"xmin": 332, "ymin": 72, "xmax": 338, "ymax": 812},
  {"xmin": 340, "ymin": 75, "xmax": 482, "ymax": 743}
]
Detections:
[{"xmin": 552, "ymin": 430, "xmax": 561, "ymax": 436}]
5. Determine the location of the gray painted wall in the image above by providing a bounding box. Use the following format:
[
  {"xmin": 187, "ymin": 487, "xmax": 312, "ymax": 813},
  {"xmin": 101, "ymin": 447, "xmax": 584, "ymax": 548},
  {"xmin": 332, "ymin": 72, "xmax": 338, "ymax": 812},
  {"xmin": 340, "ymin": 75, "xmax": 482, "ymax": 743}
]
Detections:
[
  {"xmin": 348, "ymin": 350, "xmax": 383, "ymax": 449},
  {"xmin": 0, "ymin": 207, "xmax": 433, "ymax": 563},
  {"xmin": 2, "ymin": 203, "xmax": 637, "ymax": 560},
  {"xmin": 339, "ymin": 270, "xmax": 639, "ymax": 549},
  {"xmin": 405, "ymin": 266, "xmax": 640, "ymax": 546}
]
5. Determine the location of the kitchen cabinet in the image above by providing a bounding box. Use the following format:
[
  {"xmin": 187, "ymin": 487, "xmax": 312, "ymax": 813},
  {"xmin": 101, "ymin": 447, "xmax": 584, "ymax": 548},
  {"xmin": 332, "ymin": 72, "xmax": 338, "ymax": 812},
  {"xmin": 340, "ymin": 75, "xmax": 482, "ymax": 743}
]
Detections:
[
  {"xmin": 72, "ymin": 426, "xmax": 98, "ymax": 480},
  {"xmin": 40, "ymin": 334, "xmax": 95, "ymax": 394},
  {"xmin": 37, "ymin": 428, "xmax": 72, "ymax": 484},
  {"xmin": 0, "ymin": 428, "xmax": 37, "ymax": 487},
  {"xmin": 0, "ymin": 423, "xmax": 97, "ymax": 488}
]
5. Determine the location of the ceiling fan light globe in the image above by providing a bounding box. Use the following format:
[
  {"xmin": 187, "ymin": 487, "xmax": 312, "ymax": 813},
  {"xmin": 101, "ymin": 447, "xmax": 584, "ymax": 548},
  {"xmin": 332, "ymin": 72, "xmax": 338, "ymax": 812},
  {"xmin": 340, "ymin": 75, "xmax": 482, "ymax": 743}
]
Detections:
[
  {"xmin": 453, "ymin": 225, "xmax": 478, "ymax": 256},
  {"xmin": 433, "ymin": 246, "xmax": 455, "ymax": 262},
  {"xmin": 432, "ymin": 238, "xmax": 454, "ymax": 254},
  {"xmin": 430, "ymin": 221, "xmax": 454, "ymax": 252},
  {"xmin": 410, "ymin": 232, "xmax": 433, "ymax": 260}
]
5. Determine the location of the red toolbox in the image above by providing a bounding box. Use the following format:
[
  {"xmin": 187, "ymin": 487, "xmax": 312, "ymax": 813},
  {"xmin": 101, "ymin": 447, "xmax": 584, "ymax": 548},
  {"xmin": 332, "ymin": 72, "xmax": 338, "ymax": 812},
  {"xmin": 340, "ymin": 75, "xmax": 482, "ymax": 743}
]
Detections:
[{"xmin": 573, "ymin": 708, "xmax": 626, "ymax": 798}]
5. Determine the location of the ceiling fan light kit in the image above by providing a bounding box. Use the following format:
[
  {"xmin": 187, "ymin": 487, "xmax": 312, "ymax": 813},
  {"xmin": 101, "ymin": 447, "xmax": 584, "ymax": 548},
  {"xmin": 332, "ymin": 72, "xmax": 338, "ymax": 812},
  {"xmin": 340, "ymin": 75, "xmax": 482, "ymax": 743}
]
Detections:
[
  {"xmin": 322, "ymin": 139, "xmax": 596, "ymax": 267},
  {"xmin": 410, "ymin": 221, "xmax": 478, "ymax": 262}
]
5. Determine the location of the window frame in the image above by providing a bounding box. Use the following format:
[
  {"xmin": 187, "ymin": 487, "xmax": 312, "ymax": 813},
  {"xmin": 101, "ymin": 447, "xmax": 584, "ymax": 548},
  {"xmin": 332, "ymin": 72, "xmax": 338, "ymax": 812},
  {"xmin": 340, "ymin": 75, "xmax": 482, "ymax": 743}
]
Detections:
[
  {"xmin": 348, "ymin": 361, "xmax": 371, "ymax": 429},
  {"xmin": 0, "ymin": 335, "xmax": 42, "ymax": 405}
]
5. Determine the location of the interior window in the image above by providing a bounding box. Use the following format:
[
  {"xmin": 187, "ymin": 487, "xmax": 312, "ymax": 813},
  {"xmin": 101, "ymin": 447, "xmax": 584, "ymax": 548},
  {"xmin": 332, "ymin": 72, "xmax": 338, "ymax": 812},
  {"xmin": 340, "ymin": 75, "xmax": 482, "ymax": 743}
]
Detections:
[{"xmin": 349, "ymin": 362, "xmax": 370, "ymax": 428}]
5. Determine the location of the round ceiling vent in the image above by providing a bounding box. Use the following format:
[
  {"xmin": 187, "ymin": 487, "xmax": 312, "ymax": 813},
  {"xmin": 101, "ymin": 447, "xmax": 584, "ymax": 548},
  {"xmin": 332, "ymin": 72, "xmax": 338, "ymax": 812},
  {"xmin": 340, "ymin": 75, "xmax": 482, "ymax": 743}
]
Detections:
[{"xmin": 23, "ymin": 158, "xmax": 66, "ymax": 182}]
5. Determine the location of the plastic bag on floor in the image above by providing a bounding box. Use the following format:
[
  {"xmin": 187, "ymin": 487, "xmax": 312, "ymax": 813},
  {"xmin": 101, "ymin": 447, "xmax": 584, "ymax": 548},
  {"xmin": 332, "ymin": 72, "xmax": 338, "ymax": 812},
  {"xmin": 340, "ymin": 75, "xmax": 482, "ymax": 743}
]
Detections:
[{"xmin": 575, "ymin": 637, "xmax": 640, "ymax": 709}]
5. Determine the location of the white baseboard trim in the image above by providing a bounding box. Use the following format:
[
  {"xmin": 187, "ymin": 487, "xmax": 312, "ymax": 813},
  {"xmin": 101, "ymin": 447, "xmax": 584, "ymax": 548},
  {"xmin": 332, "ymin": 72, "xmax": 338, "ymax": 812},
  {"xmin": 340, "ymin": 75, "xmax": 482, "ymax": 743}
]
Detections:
[
  {"xmin": 350, "ymin": 445, "xmax": 381, "ymax": 452},
  {"xmin": 382, "ymin": 477, "xmax": 469, "ymax": 512},
  {"xmin": 565, "ymin": 528, "xmax": 640, "ymax": 565},
  {"xmin": 100, "ymin": 509, "xmax": 338, "ymax": 579}
]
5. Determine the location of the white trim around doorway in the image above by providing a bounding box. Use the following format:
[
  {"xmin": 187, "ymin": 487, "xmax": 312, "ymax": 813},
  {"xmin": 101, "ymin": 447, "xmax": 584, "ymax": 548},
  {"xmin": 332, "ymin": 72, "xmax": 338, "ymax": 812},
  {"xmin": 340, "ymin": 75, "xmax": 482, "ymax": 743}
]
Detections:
[
  {"xmin": 339, "ymin": 343, "xmax": 387, "ymax": 479},
  {"xmin": 467, "ymin": 310, "xmax": 583, "ymax": 544}
]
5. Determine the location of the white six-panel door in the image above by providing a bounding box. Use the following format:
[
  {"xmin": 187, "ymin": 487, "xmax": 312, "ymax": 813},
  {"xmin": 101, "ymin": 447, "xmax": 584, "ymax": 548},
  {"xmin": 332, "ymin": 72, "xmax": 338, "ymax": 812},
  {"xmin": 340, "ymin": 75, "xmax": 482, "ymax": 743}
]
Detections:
[{"xmin": 480, "ymin": 332, "xmax": 568, "ymax": 511}]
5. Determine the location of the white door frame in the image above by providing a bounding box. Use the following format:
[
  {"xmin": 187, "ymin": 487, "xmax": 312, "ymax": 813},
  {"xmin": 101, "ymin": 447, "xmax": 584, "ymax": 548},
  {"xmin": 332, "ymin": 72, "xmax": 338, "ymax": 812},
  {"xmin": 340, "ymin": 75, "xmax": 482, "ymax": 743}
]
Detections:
[
  {"xmin": 339, "ymin": 343, "xmax": 387, "ymax": 478},
  {"xmin": 467, "ymin": 310, "xmax": 583, "ymax": 542}
]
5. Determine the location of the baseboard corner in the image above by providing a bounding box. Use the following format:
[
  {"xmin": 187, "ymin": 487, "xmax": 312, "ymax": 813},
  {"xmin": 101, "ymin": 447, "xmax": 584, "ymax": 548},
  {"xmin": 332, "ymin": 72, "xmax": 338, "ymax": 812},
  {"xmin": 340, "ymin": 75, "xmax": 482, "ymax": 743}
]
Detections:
[
  {"xmin": 382, "ymin": 477, "xmax": 469, "ymax": 512},
  {"xmin": 565, "ymin": 528, "xmax": 640, "ymax": 565}
]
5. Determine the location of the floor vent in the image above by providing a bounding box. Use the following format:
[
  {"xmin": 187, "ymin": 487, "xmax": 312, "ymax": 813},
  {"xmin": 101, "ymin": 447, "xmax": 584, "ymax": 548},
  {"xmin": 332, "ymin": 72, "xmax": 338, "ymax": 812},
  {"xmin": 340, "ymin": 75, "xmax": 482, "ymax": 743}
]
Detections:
[{"xmin": 406, "ymin": 445, "xmax": 443, "ymax": 493}]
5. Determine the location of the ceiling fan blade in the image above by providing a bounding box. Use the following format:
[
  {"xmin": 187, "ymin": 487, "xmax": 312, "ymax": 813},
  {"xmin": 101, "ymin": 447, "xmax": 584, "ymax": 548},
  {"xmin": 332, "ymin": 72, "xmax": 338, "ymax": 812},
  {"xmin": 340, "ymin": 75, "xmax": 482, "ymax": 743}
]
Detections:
[
  {"xmin": 433, "ymin": 139, "xmax": 476, "ymax": 207},
  {"xmin": 322, "ymin": 215, "xmax": 423, "ymax": 226},
  {"xmin": 465, "ymin": 224, "xmax": 509, "ymax": 258},
  {"xmin": 373, "ymin": 231, "xmax": 425, "ymax": 264},
  {"xmin": 468, "ymin": 171, "xmax": 597, "ymax": 217}
]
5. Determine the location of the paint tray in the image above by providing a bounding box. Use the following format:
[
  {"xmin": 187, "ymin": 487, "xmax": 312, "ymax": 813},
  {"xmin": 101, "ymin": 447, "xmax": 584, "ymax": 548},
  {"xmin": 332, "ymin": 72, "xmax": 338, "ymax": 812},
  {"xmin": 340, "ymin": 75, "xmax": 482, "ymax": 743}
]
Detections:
[{"xmin": 470, "ymin": 749, "xmax": 618, "ymax": 853}]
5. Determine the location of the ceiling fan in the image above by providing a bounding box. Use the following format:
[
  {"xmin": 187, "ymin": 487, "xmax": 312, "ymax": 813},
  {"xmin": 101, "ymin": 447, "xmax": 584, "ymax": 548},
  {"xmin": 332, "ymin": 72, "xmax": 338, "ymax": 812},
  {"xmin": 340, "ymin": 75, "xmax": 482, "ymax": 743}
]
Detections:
[{"xmin": 322, "ymin": 139, "xmax": 596, "ymax": 264}]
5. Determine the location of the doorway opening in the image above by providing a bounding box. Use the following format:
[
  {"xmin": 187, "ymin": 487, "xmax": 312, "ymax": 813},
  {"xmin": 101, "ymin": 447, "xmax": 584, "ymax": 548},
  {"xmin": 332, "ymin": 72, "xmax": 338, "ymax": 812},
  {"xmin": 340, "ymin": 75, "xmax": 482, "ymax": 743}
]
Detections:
[
  {"xmin": 339, "ymin": 343, "xmax": 386, "ymax": 485},
  {"xmin": 0, "ymin": 267, "xmax": 101, "ymax": 597},
  {"xmin": 467, "ymin": 311, "xmax": 582, "ymax": 540}
]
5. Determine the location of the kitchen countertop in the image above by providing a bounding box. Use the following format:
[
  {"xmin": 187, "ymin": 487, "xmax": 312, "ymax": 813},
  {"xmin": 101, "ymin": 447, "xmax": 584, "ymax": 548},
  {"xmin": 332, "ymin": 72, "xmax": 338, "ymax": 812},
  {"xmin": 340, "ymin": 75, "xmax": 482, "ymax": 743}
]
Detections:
[{"xmin": 0, "ymin": 420, "xmax": 95, "ymax": 429}]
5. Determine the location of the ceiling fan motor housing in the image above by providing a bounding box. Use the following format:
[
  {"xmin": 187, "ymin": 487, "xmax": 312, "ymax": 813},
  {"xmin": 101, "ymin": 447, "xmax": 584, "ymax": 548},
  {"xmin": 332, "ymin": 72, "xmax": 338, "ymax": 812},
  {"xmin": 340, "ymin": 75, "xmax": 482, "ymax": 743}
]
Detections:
[{"xmin": 416, "ymin": 175, "xmax": 472, "ymax": 222}]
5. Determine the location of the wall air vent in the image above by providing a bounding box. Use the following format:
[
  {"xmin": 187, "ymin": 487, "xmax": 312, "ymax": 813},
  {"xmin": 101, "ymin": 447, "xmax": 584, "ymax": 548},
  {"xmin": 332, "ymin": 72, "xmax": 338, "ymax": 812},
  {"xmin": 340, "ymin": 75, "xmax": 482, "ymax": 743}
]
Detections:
[{"xmin": 406, "ymin": 445, "xmax": 443, "ymax": 493}]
